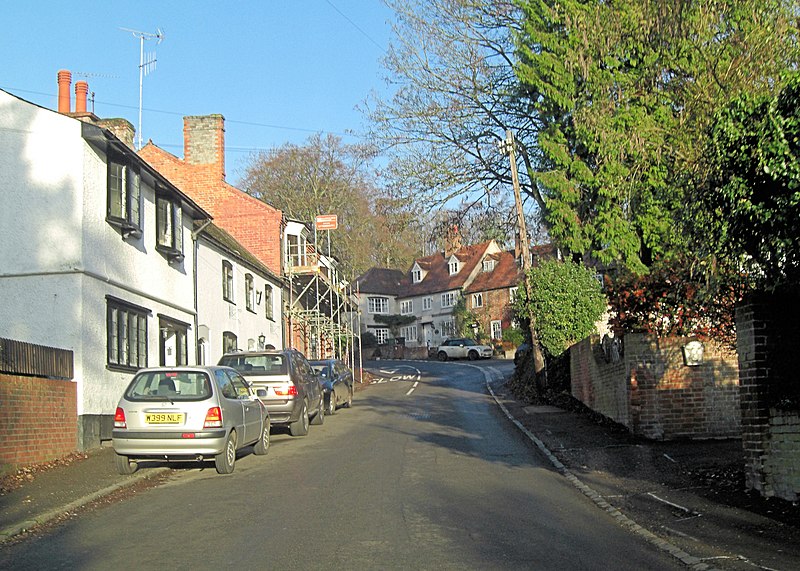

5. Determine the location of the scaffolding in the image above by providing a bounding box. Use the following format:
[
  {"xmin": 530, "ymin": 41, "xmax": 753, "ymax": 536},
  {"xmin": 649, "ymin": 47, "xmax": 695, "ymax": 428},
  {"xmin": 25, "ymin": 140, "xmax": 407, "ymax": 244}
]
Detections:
[{"xmin": 285, "ymin": 244, "xmax": 361, "ymax": 374}]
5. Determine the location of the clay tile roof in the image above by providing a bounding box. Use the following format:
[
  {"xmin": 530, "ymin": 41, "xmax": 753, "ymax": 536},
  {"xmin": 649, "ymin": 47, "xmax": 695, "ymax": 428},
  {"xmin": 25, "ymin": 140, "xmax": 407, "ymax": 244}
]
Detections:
[
  {"xmin": 465, "ymin": 250, "xmax": 522, "ymax": 293},
  {"xmin": 355, "ymin": 268, "xmax": 405, "ymax": 296},
  {"xmin": 403, "ymin": 240, "xmax": 495, "ymax": 297}
]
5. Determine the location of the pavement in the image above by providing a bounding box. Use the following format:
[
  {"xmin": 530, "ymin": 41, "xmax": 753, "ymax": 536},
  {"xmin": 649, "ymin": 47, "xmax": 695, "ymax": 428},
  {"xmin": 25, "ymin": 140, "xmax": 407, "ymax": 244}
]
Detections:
[{"xmin": 2, "ymin": 367, "xmax": 799, "ymax": 570}]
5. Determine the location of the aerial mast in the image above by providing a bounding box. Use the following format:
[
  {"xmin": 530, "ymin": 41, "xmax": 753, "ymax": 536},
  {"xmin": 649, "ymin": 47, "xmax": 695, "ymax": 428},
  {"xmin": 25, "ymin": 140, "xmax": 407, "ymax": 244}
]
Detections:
[{"xmin": 120, "ymin": 27, "xmax": 164, "ymax": 150}]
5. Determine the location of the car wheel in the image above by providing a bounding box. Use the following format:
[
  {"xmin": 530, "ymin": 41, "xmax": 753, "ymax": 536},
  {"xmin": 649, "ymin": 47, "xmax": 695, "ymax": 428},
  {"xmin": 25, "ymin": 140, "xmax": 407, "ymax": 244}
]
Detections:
[
  {"xmin": 468, "ymin": 350, "xmax": 479, "ymax": 361},
  {"xmin": 215, "ymin": 430, "xmax": 237, "ymax": 474},
  {"xmin": 326, "ymin": 391, "xmax": 337, "ymax": 415},
  {"xmin": 311, "ymin": 394, "xmax": 325, "ymax": 425},
  {"xmin": 253, "ymin": 420, "xmax": 270, "ymax": 455},
  {"xmin": 289, "ymin": 401, "xmax": 309, "ymax": 436},
  {"xmin": 114, "ymin": 452, "xmax": 138, "ymax": 475},
  {"xmin": 437, "ymin": 351, "xmax": 448, "ymax": 362}
]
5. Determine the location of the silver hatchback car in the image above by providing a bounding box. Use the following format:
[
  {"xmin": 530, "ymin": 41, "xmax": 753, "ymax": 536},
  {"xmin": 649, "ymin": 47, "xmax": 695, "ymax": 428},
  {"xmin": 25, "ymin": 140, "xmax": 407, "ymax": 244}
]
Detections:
[{"xmin": 112, "ymin": 366, "xmax": 271, "ymax": 475}]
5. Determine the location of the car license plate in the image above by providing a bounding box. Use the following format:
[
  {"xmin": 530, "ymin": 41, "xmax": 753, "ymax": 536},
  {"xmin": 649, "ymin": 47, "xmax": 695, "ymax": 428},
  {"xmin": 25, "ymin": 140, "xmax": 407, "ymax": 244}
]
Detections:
[{"xmin": 145, "ymin": 413, "xmax": 185, "ymax": 424}]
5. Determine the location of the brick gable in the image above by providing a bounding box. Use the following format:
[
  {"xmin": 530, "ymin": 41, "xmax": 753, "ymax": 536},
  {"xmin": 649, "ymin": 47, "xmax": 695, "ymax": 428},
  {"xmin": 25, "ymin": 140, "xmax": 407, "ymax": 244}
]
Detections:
[{"xmin": 139, "ymin": 122, "xmax": 284, "ymax": 275}]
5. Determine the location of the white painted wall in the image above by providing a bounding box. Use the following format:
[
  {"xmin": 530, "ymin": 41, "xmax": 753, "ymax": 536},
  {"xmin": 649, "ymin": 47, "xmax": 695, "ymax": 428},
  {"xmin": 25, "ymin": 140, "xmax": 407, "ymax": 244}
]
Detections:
[
  {"xmin": 0, "ymin": 90, "xmax": 199, "ymax": 435},
  {"xmin": 195, "ymin": 235, "xmax": 283, "ymax": 365}
]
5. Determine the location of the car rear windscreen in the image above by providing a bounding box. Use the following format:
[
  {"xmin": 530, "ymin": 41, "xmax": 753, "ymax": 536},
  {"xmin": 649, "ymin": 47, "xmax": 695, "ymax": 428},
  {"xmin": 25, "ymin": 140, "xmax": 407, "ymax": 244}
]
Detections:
[
  {"xmin": 126, "ymin": 371, "xmax": 212, "ymax": 401},
  {"xmin": 219, "ymin": 354, "xmax": 288, "ymax": 375}
]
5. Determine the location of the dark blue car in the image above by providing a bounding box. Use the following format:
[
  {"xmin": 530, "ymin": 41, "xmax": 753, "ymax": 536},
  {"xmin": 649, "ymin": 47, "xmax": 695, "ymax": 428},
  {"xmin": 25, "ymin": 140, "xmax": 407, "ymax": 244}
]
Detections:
[{"xmin": 310, "ymin": 359, "xmax": 354, "ymax": 415}]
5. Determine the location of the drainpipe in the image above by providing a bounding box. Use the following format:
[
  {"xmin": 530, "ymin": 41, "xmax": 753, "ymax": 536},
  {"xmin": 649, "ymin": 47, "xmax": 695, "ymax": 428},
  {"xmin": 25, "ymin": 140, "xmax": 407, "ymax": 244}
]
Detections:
[{"xmin": 192, "ymin": 219, "xmax": 213, "ymax": 364}]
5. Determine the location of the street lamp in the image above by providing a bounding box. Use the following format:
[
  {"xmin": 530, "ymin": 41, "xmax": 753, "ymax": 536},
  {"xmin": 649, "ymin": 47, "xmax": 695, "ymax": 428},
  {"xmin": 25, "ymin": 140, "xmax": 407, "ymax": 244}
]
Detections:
[{"xmin": 258, "ymin": 333, "xmax": 266, "ymax": 350}]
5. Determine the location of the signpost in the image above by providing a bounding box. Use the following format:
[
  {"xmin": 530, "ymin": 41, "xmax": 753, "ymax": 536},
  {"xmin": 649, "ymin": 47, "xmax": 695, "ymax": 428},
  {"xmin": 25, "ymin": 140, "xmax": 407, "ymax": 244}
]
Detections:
[{"xmin": 315, "ymin": 214, "xmax": 338, "ymax": 231}]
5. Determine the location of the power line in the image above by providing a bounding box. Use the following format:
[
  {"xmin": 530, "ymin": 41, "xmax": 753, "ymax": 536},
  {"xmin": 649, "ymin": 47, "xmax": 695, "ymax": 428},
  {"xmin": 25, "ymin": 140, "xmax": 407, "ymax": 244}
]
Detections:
[
  {"xmin": 325, "ymin": 0, "xmax": 387, "ymax": 53},
  {"xmin": 0, "ymin": 85, "xmax": 362, "ymax": 142}
]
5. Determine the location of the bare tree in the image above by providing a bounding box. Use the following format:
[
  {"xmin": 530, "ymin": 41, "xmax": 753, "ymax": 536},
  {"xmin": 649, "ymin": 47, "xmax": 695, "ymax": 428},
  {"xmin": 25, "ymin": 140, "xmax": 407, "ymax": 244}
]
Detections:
[
  {"xmin": 366, "ymin": 0, "xmax": 545, "ymax": 221},
  {"xmin": 241, "ymin": 133, "xmax": 419, "ymax": 275}
]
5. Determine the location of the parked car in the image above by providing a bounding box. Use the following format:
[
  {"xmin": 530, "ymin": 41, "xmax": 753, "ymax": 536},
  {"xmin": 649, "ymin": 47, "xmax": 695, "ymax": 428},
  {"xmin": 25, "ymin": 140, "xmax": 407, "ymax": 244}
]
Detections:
[
  {"xmin": 514, "ymin": 342, "xmax": 531, "ymax": 366},
  {"xmin": 112, "ymin": 366, "xmax": 271, "ymax": 475},
  {"xmin": 436, "ymin": 338, "xmax": 494, "ymax": 361},
  {"xmin": 218, "ymin": 349, "xmax": 324, "ymax": 436},
  {"xmin": 310, "ymin": 359, "xmax": 354, "ymax": 415}
]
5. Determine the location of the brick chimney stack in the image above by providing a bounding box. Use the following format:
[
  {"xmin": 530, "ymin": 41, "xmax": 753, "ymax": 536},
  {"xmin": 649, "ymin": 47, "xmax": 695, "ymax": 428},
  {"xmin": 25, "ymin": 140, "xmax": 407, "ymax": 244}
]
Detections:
[
  {"xmin": 57, "ymin": 69, "xmax": 72, "ymax": 113},
  {"xmin": 75, "ymin": 81, "xmax": 89, "ymax": 113},
  {"xmin": 184, "ymin": 115, "xmax": 226, "ymax": 181}
]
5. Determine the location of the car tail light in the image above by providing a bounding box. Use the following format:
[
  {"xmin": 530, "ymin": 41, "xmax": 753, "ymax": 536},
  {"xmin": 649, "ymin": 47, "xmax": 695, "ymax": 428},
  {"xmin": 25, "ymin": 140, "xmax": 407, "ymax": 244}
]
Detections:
[
  {"xmin": 273, "ymin": 385, "xmax": 297, "ymax": 396},
  {"xmin": 114, "ymin": 407, "xmax": 127, "ymax": 429},
  {"xmin": 204, "ymin": 406, "xmax": 223, "ymax": 428}
]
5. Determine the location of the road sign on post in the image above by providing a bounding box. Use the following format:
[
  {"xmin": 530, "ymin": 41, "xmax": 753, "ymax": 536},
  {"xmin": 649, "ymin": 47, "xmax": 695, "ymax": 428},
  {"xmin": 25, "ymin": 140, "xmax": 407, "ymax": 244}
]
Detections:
[{"xmin": 315, "ymin": 214, "xmax": 338, "ymax": 231}]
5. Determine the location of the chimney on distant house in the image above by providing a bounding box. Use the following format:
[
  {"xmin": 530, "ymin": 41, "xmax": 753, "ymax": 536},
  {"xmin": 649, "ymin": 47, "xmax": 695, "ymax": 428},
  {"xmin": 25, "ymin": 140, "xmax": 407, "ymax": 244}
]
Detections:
[
  {"xmin": 184, "ymin": 114, "xmax": 226, "ymax": 181},
  {"xmin": 57, "ymin": 69, "xmax": 72, "ymax": 113},
  {"xmin": 444, "ymin": 224, "xmax": 462, "ymax": 257}
]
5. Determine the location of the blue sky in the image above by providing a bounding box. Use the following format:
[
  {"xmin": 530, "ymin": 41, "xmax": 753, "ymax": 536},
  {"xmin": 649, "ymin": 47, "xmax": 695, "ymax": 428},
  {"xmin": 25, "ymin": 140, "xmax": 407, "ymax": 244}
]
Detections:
[{"xmin": 1, "ymin": 1, "xmax": 394, "ymax": 184}]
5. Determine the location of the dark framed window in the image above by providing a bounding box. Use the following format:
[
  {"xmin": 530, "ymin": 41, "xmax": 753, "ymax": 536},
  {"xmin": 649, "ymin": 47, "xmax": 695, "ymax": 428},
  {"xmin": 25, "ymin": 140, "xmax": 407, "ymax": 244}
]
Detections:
[
  {"xmin": 222, "ymin": 261, "xmax": 234, "ymax": 302},
  {"xmin": 264, "ymin": 285, "xmax": 274, "ymax": 320},
  {"xmin": 107, "ymin": 158, "xmax": 141, "ymax": 238},
  {"xmin": 223, "ymin": 331, "xmax": 238, "ymax": 354},
  {"xmin": 107, "ymin": 297, "xmax": 149, "ymax": 370},
  {"xmin": 156, "ymin": 194, "xmax": 183, "ymax": 263},
  {"xmin": 245, "ymin": 274, "xmax": 255, "ymax": 312},
  {"xmin": 158, "ymin": 315, "xmax": 189, "ymax": 366}
]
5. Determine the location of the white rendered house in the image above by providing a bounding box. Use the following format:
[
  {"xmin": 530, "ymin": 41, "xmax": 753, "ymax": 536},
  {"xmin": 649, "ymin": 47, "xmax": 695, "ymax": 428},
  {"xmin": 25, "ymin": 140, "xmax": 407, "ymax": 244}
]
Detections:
[
  {"xmin": 0, "ymin": 88, "xmax": 210, "ymax": 449},
  {"xmin": 195, "ymin": 222, "xmax": 284, "ymax": 365}
]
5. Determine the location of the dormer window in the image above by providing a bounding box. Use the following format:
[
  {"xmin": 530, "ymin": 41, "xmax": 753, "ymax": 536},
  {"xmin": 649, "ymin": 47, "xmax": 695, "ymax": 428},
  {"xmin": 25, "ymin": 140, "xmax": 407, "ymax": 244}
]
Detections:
[
  {"xmin": 156, "ymin": 193, "xmax": 184, "ymax": 264},
  {"xmin": 107, "ymin": 158, "xmax": 142, "ymax": 239},
  {"xmin": 482, "ymin": 259, "xmax": 495, "ymax": 272},
  {"xmin": 412, "ymin": 269, "xmax": 422, "ymax": 283},
  {"xmin": 448, "ymin": 256, "xmax": 460, "ymax": 275}
]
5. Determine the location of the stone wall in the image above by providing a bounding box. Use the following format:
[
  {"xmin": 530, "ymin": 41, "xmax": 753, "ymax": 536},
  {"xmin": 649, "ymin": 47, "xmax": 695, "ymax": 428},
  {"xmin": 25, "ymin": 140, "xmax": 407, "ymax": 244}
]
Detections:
[{"xmin": 571, "ymin": 333, "xmax": 740, "ymax": 440}]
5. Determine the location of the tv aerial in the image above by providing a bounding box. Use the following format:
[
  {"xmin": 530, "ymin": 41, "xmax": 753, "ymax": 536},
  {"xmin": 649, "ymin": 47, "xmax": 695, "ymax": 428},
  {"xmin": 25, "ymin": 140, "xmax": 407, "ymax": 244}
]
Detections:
[{"xmin": 120, "ymin": 27, "xmax": 165, "ymax": 149}]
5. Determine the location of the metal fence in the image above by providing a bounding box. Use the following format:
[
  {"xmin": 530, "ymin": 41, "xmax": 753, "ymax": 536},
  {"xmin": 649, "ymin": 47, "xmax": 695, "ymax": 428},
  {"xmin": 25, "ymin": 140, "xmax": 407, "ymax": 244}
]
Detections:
[{"xmin": 0, "ymin": 337, "xmax": 74, "ymax": 380}]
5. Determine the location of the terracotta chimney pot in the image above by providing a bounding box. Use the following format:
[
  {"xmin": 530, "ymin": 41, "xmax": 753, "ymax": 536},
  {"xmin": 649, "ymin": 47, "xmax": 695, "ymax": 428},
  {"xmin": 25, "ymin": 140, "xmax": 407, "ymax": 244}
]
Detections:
[
  {"xmin": 75, "ymin": 81, "xmax": 89, "ymax": 113},
  {"xmin": 57, "ymin": 69, "xmax": 72, "ymax": 114}
]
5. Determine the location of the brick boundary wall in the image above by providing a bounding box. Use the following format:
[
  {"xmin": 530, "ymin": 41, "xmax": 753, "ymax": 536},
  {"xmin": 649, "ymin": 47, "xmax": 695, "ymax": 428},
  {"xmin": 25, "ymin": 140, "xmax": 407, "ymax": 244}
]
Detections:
[
  {"xmin": 570, "ymin": 333, "xmax": 740, "ymax": 440},
  {"xmin": 736, "ymin": 294, "xmax": 800, "ymax": 501},
  {"xmin": 0, "ymin": 373, "xmax": 78, "ymax": 470}
]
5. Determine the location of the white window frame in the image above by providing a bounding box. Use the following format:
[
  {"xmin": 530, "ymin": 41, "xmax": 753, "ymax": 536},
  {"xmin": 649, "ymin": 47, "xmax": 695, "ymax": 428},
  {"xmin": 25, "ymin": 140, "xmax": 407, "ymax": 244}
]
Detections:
[
  {"xmin": 491, "ymin": 320, "xmax": 502, "ymax": 340},
  {"xmin": 375, "ymin": 328, "xmax": 389, "ymax": 344},
  {"xmin": 441, "ymin": 319, "xmax": 456, "ymax": 337},
  {"xmin": 368, "ymin": 296, "xmax": 389, "ymax": 314},
  {"xmin": 423, "ymin": 296, "xmax": 432, "ymax": 311},
  {"xmin": 472, "ymin": 293, "xmax": 483, "ymax": 308},
  {"xmin": 441, "ymin": 292, "xmax": 458, "ymax": 308},
  {"xmin": 448, "ymin": 259, "xmax": 459, "ymax": 275},
  {"xmin": 482, "ymin": 259, "xmax": 495, "ymax": 272},
  {"xmin": 401, "ymin": 300, "xmax": 413, "ymax": 314},
  {"xmin": 509, "ymin": 286, "xmax": 519, "ymax": 300},
  {"xmin": 401, "ymin": 325, "xmax": 418, "ymax": 342},
  {"xmin": 412, "ymin": 269, "xmax": 422, "ymax": 283}
]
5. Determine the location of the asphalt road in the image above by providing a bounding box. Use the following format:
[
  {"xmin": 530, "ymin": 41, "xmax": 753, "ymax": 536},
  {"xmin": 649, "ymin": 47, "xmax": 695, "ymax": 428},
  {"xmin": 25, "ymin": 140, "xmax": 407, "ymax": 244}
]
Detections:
[{"xmin": 0, "ymin": 360, "xmax": 680, "ymax": 570}]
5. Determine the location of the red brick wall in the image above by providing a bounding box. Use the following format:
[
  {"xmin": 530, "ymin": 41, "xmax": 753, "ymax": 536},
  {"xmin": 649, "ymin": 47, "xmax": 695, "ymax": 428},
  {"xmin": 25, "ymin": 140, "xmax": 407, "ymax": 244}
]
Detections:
[
  {"xmin": 139, "ymin": 131, "xmax": 285, "ymax": 276},
  {"xmin": 570, "ymin": 333, "xmax": 740, "ymax": 440},
  {"xmin": 0, "ymin": 374, "xmax": 78, "ymax": 468}
]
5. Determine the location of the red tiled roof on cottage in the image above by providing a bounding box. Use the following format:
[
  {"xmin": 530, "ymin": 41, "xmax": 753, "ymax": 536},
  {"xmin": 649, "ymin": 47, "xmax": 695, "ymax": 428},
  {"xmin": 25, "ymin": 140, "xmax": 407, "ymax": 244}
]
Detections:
[
  {"xmin": 403, "ymin": 240, "xmax": 499, "ymax": 297},
  {"xmin": 464, "ymin": 250, "xmax": 522, "ymax": 294}
]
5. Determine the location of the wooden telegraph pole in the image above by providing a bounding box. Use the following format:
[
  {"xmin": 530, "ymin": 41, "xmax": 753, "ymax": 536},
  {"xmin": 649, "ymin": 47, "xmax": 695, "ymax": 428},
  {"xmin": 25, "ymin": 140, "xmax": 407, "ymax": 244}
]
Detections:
[{"xmin": 499, "ymin": 130, "xmax": 546, "ymax": 383}]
